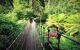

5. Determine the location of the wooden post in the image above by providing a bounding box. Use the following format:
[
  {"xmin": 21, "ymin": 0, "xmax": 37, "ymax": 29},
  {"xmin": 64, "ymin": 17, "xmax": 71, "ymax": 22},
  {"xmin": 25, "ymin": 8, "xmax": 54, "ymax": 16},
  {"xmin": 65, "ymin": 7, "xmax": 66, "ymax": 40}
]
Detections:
[
  {"xmin": 56, "ymin": 26, "xmax": 61, "ymax": 50},
  {"xmin": 57, "ymin": 33, "xmax": 61, "ymax": 50}
]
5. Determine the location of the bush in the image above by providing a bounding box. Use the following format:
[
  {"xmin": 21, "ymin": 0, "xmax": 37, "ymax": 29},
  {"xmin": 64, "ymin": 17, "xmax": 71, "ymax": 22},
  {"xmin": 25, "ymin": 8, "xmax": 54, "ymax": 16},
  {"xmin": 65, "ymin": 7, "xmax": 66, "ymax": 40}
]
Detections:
[{"xmin": 0, "ymin": 14, "xmax": 23, "ymax": 49}]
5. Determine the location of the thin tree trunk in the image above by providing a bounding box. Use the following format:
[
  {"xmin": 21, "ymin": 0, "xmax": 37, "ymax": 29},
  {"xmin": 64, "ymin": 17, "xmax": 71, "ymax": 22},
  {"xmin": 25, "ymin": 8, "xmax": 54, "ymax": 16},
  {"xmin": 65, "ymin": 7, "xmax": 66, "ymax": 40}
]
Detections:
[
  {"xmin": 32, "ymin": 0, "xmax": 35, "ymax": 9},
  {"xmin": 48, "ymin": 0, "xmax": 51, "ymax": 5},
  {"xmin": 9, "ymin": 0, "xmax": 14, "ymax": 8}
]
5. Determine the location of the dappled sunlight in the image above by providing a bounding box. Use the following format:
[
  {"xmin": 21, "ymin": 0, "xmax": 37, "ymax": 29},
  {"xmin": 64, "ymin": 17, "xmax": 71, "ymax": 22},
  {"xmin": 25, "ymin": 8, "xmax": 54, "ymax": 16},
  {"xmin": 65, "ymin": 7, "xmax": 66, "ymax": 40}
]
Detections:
[
  {"xmin": 61, "ymin": 36, "xmax": 66, "ymax": 42},
  {"xmin": 17, "ymin": 19, "xmax": 26, "ymax": 25}
]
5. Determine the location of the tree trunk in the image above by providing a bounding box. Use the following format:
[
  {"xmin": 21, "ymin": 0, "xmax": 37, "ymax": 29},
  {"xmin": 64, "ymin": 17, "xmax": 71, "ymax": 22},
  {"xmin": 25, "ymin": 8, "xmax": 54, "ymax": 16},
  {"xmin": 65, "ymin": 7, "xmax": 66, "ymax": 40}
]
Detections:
[
  {"xmin": 32, "ymin": 0, "xmax": 35, "ymax": 9},
  {"xmin": 48, "ymin": 0, "xmax": 51, "ymax": 5}
]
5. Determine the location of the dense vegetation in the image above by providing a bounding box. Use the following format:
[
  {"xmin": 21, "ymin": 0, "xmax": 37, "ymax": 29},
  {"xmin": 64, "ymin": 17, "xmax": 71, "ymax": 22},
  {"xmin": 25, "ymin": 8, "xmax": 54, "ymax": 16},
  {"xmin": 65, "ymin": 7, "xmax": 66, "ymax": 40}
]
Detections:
[{"xmin": 0, "ymin": 0, "xmax": 80, "ymax": 50}]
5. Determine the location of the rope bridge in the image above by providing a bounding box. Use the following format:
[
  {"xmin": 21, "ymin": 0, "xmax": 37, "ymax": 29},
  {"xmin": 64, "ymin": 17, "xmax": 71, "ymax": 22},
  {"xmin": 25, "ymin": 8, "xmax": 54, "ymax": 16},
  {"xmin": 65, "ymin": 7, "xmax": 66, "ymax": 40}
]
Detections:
[{"xmin": 6, "ymin": 27, "xmax": 80, "ymax": 50}]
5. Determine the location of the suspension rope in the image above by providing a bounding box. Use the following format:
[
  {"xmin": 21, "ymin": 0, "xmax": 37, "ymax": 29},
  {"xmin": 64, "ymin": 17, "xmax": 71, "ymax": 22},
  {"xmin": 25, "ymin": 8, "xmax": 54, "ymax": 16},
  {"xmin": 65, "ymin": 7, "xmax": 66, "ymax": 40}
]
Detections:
[
  {"xmin": 14, "ymin": 33, "xmax": 25, "ymax": 50},
  {"xmin": 7, "ymin": 32, "xmax": 19, "ymax": 39},
  {"xmin": 6, "ymin": 32, "xmax": 22, "ymax": 50},
  {"xmin": 61, "ymin": 34, "xmax": 80, "ymax": 45}
]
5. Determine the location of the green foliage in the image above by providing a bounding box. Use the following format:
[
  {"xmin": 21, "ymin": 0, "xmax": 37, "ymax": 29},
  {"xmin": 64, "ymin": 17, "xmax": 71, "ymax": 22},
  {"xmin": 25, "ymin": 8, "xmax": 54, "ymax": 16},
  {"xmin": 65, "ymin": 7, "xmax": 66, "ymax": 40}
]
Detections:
[
  {"xmin": 0, "ymin": 0, "xmax": 80, "ymax": 50},
  {"xmin": 46, "ymin": 12, "xmax": 80, "ymax": 50},
  {"xmin": 0, "ymin": 35, "xmax": 9, "ymax": 49},
  {"xmin": 60, "ymin": 37, "xmax": 72, "ymax": 50},
  {"xmin": 0, "ymin": 14, "xmax": 25, "ymax": 49},
  {"xmin": 47, "ymin": 13, "xmax": 80, "ymax": 35},
  {"xmin": 44, "ymin": 0, "xmax": 80, "ymax": 15}
]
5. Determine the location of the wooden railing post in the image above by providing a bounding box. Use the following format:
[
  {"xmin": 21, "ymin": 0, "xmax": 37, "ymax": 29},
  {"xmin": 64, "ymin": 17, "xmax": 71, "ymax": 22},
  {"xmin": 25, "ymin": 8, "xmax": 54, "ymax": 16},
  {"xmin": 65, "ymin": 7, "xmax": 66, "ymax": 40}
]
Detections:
[
  {"xmin": 57, "ymin": 32, "xmax": 61, "ymax": 50},
  {"xmin": 48, "ymin": 27, "xmax": 50, "ymax": 43},
  {"xmin": 56, "ymin": 26, "xmax": 61, "ymax": 50}
]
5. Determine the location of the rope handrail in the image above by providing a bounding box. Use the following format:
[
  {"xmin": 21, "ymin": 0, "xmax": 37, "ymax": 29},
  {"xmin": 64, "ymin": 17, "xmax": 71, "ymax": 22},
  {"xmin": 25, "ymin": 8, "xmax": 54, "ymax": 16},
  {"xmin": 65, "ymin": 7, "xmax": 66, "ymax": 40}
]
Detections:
[
  {"xmin": 61, "ymin": 34, "xmax": 80, "ymax": 45},
  {"xmin": 57, "ymin": 32, "xmax": 80, "ymax": 45}
]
